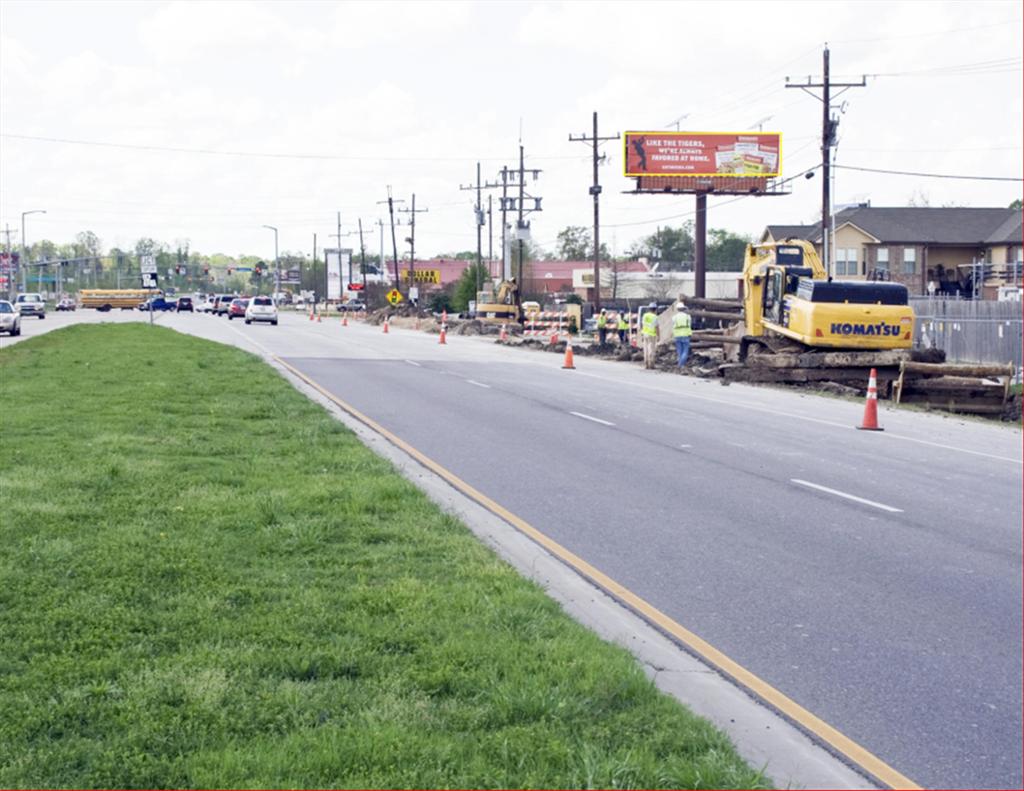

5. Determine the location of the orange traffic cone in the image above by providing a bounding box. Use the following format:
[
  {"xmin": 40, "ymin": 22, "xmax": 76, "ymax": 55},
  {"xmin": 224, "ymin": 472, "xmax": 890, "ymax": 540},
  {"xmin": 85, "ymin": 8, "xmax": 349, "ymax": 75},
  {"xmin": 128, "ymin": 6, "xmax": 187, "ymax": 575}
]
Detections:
[
  {"xmin": 500, "ymin": 324, "xmax": 508, "ymax": 341},
  {"xmin": 442, "ymin": 309, "xmax": 448, "ymax": 324},
  {"xmin": 438, "ymin": 326, "xmax": 447, "ymax": 345},
  {"xmin": 317, "ymin": 312, "xmax": 322, "ymax": 323},
  {"xmin": 383, "ymin": 317, "xmax": 389, "ymax": 334},
  {"xmin": 308, "ymin": 309, "xmax": 314, "ymax": 321},
  {"xmin": 342, "ymin": 315, "xmax": 348, "ymax": 327},
  {"xmin": 549, "ymin": 332, "xmax": 558, "ymax": 345},
  {"xmin": 856, "ymin": 368, "xmax": 884, "ymax": 431},
  {"xmin": 562, "ymin": 344, "xmax": 576, "ymax": 369}
]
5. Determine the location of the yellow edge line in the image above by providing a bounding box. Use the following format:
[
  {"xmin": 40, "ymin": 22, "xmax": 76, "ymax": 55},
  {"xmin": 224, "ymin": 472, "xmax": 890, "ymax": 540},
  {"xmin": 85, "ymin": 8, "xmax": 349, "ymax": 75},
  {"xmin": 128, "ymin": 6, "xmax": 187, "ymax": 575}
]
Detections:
[{"xmin": 276, "ymin": 356, "xmax": 922, "ymax": 791}]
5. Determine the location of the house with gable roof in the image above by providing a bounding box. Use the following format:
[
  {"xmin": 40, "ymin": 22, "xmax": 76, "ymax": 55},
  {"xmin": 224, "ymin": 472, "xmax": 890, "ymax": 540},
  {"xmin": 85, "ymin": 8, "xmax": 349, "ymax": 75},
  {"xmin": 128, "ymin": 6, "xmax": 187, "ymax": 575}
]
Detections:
[{"xmin": 762, "ymin": 206, "xmax": 1022, "ymax": 299}]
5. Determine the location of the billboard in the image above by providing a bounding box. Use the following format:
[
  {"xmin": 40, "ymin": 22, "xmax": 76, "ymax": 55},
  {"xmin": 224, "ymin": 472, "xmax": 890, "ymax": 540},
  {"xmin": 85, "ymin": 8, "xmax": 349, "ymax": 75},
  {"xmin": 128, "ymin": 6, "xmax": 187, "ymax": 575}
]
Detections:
[{"xmin": 624, "ymin": 132, "xmax": 782, "ymax": 178}]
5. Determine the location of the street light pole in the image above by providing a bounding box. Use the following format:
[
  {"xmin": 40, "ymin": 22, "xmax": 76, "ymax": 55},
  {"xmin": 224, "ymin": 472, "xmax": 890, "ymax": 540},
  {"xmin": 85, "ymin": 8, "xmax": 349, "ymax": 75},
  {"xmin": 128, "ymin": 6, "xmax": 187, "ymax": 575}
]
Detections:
[
  {"xmin": 20, "ymin": 209, "xmax": 45, "ymax": 295},
  {"xmin": 262, "ymin": 225, "xmax": 279, "ymax": 297}
]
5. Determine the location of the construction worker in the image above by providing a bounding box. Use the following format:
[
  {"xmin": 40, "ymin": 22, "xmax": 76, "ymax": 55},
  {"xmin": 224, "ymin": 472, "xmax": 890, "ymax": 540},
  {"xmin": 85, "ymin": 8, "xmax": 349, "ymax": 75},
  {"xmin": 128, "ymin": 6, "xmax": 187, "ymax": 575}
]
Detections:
[
  {"xmin": 596, "ymin": 308, "xmax": 608, "ymax": 346},
  {"xmin": 617, "ymin": 311, "xmax": 629, "ymax": 345},
  {"xmin": 641, "ymin": 302, "xmax": 659, "ymax": 369},
  {"xmin": 673, "ymin": 302, "xmax": 693, "ymax": 369}
]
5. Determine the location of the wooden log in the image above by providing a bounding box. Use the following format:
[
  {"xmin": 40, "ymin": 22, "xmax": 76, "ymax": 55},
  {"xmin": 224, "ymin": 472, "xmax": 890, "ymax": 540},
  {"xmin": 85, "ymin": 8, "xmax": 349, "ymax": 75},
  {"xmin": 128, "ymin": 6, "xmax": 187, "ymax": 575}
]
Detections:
[
  {"xmin": 681, "ymin": 296, "xmax": 743, "ymax": 311},
  {"xmin": 687, "ymin": 309, "xmax": 746, "ymax": 321},
  {"xmin": 899, "ymin": 361, "xmax": 1015, "ymax": 378},
  {"xmin": 691, "ymin": 333, "xmax": 744, "ymax": 344}
]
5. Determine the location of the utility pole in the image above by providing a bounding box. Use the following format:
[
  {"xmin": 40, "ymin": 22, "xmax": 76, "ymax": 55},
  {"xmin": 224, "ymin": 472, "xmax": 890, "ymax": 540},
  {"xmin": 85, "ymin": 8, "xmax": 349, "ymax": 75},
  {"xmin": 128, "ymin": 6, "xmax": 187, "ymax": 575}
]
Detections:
[
  {"xmin": 312, "ymin": 233, "xmax": 317, "ymax": 303},
  {"xmin": 376, "ymin": 219, "xmax": 385, "ymax": 285},
  {"xmin": 377, "ymin": 187, "xmax": 404, "ymax": 295},
  {"xmin": 499, "ymin": 146, "xmax": 542, "ymax": 316},
  {"xmin": 1, "ymin": 225, "xmax": 12, "ymax": 298},
  {"xmin": 460, "ymin": 163, "xmax": 500, "ymax": 298},
  {"xmin": 358, "ymin": 218, "xmax": 367, "ymax": 291},
  {"xmin": 569, "ymin": 111, "xmax": 619, "ymax": 311},
  {"xmin": 787, "ymin": 44, "xmax": 865, "ymax": 279},
  {"xmin": 398, "ymin": 193, "xmax": 428, "ymax": 300},
  {"xmin": 487, "ymin": 195, "xmax": 493, "ymax": 278}
]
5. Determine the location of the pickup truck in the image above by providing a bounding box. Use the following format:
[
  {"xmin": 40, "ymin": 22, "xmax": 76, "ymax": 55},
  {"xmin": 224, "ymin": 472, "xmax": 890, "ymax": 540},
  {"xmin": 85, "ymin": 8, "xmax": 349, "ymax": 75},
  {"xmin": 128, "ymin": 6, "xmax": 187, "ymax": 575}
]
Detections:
[{"xmin": 138, "ymin": 296, "xmax": 177, "ymax": 311}]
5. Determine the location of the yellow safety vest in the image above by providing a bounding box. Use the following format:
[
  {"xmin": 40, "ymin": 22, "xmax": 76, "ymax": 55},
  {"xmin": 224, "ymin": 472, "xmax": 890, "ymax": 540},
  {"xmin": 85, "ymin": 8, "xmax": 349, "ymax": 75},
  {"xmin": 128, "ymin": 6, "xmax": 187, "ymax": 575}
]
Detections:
[
  {"xmin": 672, "ymin": 312, "xmax": 692, "ymax": 338},
  {"xmin": 641, "ymin": 310, "xmax": 658, "ymax": 337},
  {"xmin": 596, "ymin": 313, "xmax": 607, "ymax": 328},
  {"xmin": 617, "ymin": 315, "xmax": 629, "ymax": 330}
]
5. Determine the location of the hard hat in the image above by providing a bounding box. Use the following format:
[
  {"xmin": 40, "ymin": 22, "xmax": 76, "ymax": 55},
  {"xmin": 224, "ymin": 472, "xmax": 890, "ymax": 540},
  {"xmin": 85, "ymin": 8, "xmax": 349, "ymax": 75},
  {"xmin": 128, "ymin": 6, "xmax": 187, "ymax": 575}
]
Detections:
[
  {"xmin": 676, "ymin": 302, "xmax": 686, "ymax": 310},
  {"xmin": 600, "ymin": 308, "xmax": 606, "ymax": 313},
  {"xmin": 648, "ymin": 302, "xmax": 657, "ymax": 308}
]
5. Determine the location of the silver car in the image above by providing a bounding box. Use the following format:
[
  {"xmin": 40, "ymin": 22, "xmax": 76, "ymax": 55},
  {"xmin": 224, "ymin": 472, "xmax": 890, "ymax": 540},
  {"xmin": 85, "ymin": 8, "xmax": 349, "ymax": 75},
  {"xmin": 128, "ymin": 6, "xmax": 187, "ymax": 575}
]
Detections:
[
  {"xmin": 15, "ymin": 292, "xmax": 45, "ymax": 319},
  {"xmin": 0, "ymin": 300, "xmax": 22, "ymax": 335},
  {"xmin": 245, "ymin": 295, "xmax": 278, "ymax": 325}
]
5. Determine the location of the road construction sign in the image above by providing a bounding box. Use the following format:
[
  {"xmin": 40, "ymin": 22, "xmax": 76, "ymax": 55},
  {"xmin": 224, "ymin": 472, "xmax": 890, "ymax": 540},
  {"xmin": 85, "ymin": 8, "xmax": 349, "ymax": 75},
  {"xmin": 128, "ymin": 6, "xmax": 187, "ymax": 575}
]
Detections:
[{"xmin": 386, "ymin": 288, "xmax": 403, "ymax": 305}]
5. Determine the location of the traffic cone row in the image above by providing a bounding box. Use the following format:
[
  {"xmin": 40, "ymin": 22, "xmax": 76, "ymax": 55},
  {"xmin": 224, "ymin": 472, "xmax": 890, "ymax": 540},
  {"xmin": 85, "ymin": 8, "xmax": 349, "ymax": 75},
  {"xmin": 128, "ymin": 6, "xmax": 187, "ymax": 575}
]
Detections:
[{"xmin": 856, "ymin": 368, "xmax": 883, "ymax": 431}]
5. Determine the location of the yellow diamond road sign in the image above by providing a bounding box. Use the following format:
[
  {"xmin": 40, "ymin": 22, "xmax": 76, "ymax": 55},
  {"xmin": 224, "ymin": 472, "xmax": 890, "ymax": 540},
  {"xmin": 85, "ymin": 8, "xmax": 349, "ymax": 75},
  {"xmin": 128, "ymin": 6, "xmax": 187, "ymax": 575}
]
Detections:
[{"xmin": 386, "ymin": 289, "xmax": 403, "ymax": 306}]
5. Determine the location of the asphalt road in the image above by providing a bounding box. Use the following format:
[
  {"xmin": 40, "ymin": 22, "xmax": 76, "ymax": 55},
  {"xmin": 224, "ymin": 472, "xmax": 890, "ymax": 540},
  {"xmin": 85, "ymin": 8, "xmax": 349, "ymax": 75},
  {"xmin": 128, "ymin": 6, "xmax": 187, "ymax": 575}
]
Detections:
[{"xmin": 7, "ymin": 309, "xmax": 1022, "ymax": 789}]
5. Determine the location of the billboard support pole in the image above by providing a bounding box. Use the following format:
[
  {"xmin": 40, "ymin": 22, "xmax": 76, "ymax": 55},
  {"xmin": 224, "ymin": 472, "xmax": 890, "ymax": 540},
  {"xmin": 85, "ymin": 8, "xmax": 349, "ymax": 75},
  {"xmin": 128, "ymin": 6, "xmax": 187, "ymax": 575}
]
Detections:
[
  {"xmin": 695, "ymin": 194, "xmax": 707, "ymax": 299},
  {"xmin": 358, "ymin": 218, "xmax": 367, "ymax": 291}
]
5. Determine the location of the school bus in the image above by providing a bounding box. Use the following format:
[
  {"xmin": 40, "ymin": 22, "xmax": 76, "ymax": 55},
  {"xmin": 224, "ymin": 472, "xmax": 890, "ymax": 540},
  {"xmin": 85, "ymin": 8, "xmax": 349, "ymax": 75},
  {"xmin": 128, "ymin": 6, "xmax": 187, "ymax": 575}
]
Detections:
[{"xmin": 78, "ymin": 289, "xmax": 158, "ymax": 311}]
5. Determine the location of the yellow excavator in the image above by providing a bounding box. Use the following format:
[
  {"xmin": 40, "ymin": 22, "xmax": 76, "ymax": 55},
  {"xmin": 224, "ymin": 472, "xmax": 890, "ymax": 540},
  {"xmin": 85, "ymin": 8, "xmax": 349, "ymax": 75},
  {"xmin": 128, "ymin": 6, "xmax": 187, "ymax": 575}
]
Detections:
[
  {"xmin": 740, "ymin": 239, "xmax": 915, "ymax": 357},
  {"xmin": 716, "ymin": 240, "xmax": 1013, "ymax": 414},
  {"xmin": 475, "ymin": 279, "xmax": 520, "ymax": 324}
]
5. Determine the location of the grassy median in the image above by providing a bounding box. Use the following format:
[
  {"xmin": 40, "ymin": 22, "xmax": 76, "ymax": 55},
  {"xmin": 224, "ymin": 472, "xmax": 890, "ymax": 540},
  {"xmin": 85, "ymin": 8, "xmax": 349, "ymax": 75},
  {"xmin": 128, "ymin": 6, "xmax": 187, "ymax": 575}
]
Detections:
[{"xmin": 0, "ymin": 324, "xmax": 767, "ymax": 789}]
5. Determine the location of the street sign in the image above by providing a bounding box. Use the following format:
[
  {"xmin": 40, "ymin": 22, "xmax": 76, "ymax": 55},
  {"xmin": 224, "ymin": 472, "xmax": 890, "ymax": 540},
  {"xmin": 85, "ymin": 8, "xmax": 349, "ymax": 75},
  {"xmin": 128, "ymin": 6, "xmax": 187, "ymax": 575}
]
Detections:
[
  {"xmin": 141, "ymin": 273, "xmax": 158, "ymax": 288},
  {"xmin": 386, "ymin": 288, "xmax": 403, "ymax": 306},
  {"xmin": 140, "ymin": 255, "xmax": 157, "ymax": 274}
]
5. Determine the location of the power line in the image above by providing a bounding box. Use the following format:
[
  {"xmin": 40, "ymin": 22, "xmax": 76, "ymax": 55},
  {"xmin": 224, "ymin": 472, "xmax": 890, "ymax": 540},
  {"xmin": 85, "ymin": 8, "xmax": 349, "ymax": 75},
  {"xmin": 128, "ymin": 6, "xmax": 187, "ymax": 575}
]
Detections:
[
  {"xmin": 834, "ymin": 164, "xmax": 1023, "ymax": 182},
  {"xmin": 0, "ymin": 133, "xmax": 588, "ymax": 163},
  {"xmin": 832, "ymin": 18, "xmax": 1021, "ymax": 44}
]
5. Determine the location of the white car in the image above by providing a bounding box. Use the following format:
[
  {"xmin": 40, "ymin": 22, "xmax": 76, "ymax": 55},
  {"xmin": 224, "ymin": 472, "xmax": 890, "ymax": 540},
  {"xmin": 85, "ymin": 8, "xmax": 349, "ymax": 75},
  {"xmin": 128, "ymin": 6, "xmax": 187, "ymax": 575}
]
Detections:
[
  {"xmin": 245, "ymin": 295, "xmax": 278, "ymax": 325},
  {"xmin": 0, "ymin": 300, "xmax": 22, "ymax": 335},
  {"xmin": 15, "ymin": 292, "xmax": 45, "ymax": 319}
]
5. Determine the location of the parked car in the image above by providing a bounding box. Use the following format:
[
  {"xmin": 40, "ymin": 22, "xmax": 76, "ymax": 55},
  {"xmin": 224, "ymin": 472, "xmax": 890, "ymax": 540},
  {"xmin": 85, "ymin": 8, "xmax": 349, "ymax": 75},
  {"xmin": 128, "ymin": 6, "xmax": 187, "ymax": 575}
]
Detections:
[
  {"xmin": 57, "ymin": 298, "xmax": 76, "ymax": 312},
  {"xmin": 138, "ymin": 296, "xmax": 176, "ymax": 311},
  {"xmin": 245, "ymin": 295, "xmax": 279, "ymax": 325},
  {"xmin": 176, "ymin": 296, "xmax": 194, "ymax": 312},
  {"xmin": 227, "ymin": 298, "xmax": 249, "ymax": 320},
  {"xmin": 0, "ymin": 300, "xmax": 22, "ymax": 335},
  {"xmin": 15, "ymin": 293, "xmax": 46, "ymax": 319},
  {"xmin": 337, "ymin": 299, "xmax": 367, "ymax": 312}
]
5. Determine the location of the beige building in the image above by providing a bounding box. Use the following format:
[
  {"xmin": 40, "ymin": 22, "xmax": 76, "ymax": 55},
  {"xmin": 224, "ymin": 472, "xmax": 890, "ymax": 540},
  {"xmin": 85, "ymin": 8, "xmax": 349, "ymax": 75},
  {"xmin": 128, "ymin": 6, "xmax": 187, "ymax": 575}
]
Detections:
[{"xmin": 762, "ymin": 206, "xmax": 1022, "ymax": 299}]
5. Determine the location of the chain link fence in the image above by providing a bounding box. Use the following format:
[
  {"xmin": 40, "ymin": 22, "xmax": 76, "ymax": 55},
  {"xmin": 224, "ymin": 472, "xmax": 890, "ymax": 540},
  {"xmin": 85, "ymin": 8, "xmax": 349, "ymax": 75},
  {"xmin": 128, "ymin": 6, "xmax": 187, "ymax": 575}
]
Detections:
[{"xmin": 911, "ymin": 297, "xmax": 1022, "ymax": 369}]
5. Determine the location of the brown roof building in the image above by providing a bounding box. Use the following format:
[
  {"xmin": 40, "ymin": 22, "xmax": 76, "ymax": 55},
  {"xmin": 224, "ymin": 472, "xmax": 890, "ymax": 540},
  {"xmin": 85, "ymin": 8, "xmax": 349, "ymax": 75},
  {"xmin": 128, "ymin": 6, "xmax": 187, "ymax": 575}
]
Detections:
[{"xmin": 762, "ymin": 206, "xmax": 1023, "ymax": 298}]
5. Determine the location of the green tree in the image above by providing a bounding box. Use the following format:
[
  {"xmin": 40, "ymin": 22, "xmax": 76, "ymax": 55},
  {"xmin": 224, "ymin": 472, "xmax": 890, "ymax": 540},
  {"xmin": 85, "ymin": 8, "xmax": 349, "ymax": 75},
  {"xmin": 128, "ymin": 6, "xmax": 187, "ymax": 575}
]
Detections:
[
  {"xmin": 1010, "ymin": 198, "xmax": 1023, "ymax": 211},
  {"xmin": 630, "ymin": 224, "xmax": 694, "ymax": 270},
  {"xmin": 557, "ymin": 226, "xmax": 591, "ymax": 260},
  {"xmin": 706, "ymin": 228, "xmax": 751, "ymax": 271},
  {"xmin": 451, "ymin": 262, "xmax": 489, "ymax": 311},
  {"xmin": 75, "ymin": 230, "xmax": 102, "ymax": 258}
]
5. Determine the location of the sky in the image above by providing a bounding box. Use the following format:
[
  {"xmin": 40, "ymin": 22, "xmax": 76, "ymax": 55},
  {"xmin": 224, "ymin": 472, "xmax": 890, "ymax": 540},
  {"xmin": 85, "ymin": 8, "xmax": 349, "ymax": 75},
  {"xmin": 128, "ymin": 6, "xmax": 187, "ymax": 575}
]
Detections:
[{"xmin": 1, "ymin": 0, "xmax": 1021, "ymax": 263}]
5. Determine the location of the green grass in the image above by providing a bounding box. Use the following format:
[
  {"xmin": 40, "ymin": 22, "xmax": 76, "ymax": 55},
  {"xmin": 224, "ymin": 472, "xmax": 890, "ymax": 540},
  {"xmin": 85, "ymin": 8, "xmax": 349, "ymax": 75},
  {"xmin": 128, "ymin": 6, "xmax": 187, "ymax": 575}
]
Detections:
[{"xmin": 0, "ymin": 324, "xmax": 768, "ymax": 789}]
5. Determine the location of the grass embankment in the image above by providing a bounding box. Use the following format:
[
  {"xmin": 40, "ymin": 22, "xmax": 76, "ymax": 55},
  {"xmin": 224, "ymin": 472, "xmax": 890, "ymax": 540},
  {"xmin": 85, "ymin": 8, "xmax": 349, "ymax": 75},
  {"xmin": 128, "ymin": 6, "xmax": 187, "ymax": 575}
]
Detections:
[{"xmin": 0, "ymin": 325, "xmax": 767, "ymax": 789}]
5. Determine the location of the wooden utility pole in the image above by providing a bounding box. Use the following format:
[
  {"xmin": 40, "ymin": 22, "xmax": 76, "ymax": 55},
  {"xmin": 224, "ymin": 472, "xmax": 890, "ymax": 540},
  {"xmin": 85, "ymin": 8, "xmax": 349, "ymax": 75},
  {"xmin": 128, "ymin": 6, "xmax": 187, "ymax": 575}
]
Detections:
[
  {"xmin": 377, "ymin": 188, "xmax": 405, "ymax": 295},
  {"xmin": 460, "ymin": 163, "xmax": 500, "ymax": 297},
  {"xmin": 398, "ymin": 194, "xmax": 428, "ymax": 301},
  {"xmin": 787, "ymin": 45, "xmax": 865, "ymax": 278},
  {"xmin": 358, "ymin": 218, "xmax": 367, "ymax": 291},
  {"xmin": 569, "ymin": 111, "xmax": 619, "ymax": 311}
]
